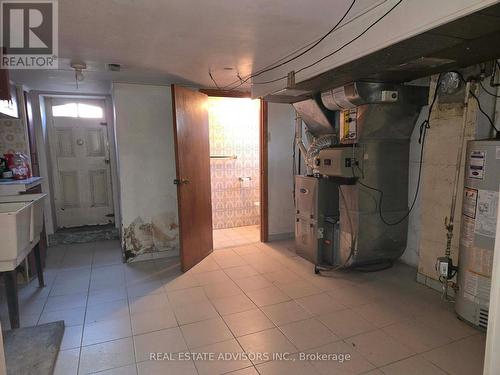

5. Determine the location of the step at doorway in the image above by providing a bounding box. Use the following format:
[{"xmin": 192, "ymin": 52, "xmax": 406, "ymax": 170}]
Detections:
[{"xmin": 48, "ymin": 224, "xmax": 119, "ymax": 246}]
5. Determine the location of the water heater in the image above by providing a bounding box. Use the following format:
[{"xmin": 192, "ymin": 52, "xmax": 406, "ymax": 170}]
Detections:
[{"xmin": 456, "ymin": 139, "xmax": 500, "ymax": 329}]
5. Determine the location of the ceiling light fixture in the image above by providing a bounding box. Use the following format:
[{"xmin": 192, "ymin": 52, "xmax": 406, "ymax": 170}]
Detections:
[{"xmin": 70, "ymin": 62, "xmax": 87, "ymax": 89}]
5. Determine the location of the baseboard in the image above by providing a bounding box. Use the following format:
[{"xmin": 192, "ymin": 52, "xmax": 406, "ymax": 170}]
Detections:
[
  {"xmin": 128, "ymin": 249, "xmax": 179, "ymax": 263},
  {"xmin": 268, "ymin": 232, "xmax": 294, "ymax": 242}
]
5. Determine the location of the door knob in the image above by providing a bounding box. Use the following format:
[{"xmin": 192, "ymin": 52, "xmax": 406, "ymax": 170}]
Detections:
[{"xmin": 174, "ymin": 179, "xmax": 190, "ymax": 185}]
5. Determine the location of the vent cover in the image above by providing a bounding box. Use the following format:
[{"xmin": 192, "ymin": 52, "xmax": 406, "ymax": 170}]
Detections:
[{"xmin": 479, "ymin": 308, "xmax": 488, "ymax": 329}]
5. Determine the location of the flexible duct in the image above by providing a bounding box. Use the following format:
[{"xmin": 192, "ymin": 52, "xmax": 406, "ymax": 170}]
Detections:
[{"xmin": 306, "ymin": 134, "xmax": 338, "ymax": 170}]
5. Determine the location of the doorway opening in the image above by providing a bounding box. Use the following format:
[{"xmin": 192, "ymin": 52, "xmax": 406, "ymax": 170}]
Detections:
[
  {"xmin": 208, "ymin": 96, "xmax": 261, "ymax": 249},
  {"xmin": 45, "ymin": 97, "xmax": 118, "ymax": 244}
]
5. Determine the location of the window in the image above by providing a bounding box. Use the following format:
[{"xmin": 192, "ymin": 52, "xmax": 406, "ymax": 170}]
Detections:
[
  {"xmin": 78, "ymin": 103, "xmax": 103, "ymax": 118},
  {"xmin": 52, "ymin": 103, "xmax": 78, "ymax": 117},
  {"xmin": 52, "ymin": 102, "xmax": 103, "ymax": 118}
]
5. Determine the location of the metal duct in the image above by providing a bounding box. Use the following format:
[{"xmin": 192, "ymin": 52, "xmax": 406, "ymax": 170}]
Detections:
[
  {"xmin": 292, "ymin": 97, "xmax": 336, "ymax": 137},
  {"xmin": 321, "ymin": 82, "xmax": 427, "ymax": 111},
  {"xmin": 295, "ymin": 82, "xmax": 429, "ymax": 270}
]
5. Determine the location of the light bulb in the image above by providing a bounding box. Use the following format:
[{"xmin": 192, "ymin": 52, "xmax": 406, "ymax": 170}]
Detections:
[{"xmin": 76, "ymin": 71, "xmax": 85, "ymax": 81}]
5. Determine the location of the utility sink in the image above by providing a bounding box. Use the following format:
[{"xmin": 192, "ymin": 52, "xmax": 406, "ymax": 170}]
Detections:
[{"xmin": 0, "ymin": 194, "xmax": 46, "ymax": 272}]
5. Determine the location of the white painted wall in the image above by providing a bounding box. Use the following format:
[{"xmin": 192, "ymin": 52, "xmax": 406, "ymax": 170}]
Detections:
[
  {"xmin": 267, "ymin": 103, "xmax": 296, "ymax": 239},
  {"xmin": 112, "ymin": 83, "xmax": 179, "ymax": 260}
]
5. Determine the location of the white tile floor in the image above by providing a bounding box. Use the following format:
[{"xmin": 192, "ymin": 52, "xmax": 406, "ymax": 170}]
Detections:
[
  {"xmin": 213, "ymin": 225, "xmax": 260, "ymax": 250},
  {"xmin": 0, "ymin": 239, "xmax": 486, "ymax": 375}
]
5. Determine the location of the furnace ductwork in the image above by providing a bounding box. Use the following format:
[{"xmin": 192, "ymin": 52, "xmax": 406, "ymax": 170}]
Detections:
[
  {"xmin": 294, "ymin": 82, "xmax": 429, "ymax": 269},
  {"xmin": 305, "ymin": 134, "xmax": 337, "ymax": 171}
]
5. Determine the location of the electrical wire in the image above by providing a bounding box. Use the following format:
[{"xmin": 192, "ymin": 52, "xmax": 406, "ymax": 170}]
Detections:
[
  {"xmin": 352, "ymin": 74, "xmax": 442, "ymax": 226},
  {"xmin": 221, "ymin": 0, "xmax": 357, "ymax": 90},
  {"xmin": 295, "ymin": 0, "xmax": 403, "ymax": 76},
  {"xmin": 353, "ymin": 71, "xmax": 498, "ymax": 227},
  {"xmin": 452, "ymin": 71, "xmax": 499, "ymax": 135},
  {"xmin": 224, "ymin": 0, "xmax": 403, "ymax": 90},
  {"xmin": 479, "ymin": 81, "xmax": 500, "ymax": 98},
  {"xmin": 243, "ymin": 0, "xmax": 403, "ymax": 88},
  {"xmin": 469, "ymin": 88, "xmax": 499, "ymax": 135},
  {"xmin": 208, "ymin": 69, "xmax": 221, "ymax": 89}
]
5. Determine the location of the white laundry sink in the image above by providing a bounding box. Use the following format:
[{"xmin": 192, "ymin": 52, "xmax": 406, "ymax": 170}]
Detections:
[{"xmin": 0, "ymin": 194, "xmax": 46, "ymax": 272}]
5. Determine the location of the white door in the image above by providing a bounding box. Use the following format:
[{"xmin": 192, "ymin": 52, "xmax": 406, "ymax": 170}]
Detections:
[{"xmin": 48, "ymin": 98, "xmax": 114, "ymax": 228}]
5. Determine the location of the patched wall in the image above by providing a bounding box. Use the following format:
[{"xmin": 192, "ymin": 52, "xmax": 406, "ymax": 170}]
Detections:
[
  {"xmin": 417, "ymin": 98, "xmax": 479, "ymax": 279},
  {"xmin": 113, "ymin": 83, "xmax": 179, "ymax": 261}
]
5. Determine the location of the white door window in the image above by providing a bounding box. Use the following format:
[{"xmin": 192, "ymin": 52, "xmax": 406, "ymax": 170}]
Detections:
[{"xmin": 48, "ymin": 98, "xmax": 114, "ymax": 228}]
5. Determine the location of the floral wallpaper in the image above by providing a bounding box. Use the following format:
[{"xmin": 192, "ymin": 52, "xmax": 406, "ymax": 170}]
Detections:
[
  {"xmin": 209, "ymin": 97, "xmax": 260, "ymax": 229},
  {"xmin": 0, "ymin": 118, "xmax": 29, "ymax": 155}
]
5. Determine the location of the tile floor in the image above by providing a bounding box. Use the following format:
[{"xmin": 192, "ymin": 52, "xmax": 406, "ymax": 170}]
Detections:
[
  {"xmin": 213, "ymin": 225, "xmax": 260, "ymax": 249},
  {"xmin": 0, "ymin": 239, "xmax": 486, "ymax": 375}
]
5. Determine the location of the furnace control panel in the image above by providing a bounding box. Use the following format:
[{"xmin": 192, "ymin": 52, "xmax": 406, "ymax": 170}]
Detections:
[
  {"xmin": 340, "ymin": 108, "xmax": 358, "ymax": 144},
  {"xmin": 315, "ymin": 147, "xmax": 360, "ymax": 177}
]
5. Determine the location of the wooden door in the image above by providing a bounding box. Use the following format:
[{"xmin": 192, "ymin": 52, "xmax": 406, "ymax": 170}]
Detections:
[
  {"xmin": 171, "ymin": 86, "xmax": 213, "ymax": 272},
  {"xmin": 48, "ymin": 98, "xmax": 114, "ymax": 228}
]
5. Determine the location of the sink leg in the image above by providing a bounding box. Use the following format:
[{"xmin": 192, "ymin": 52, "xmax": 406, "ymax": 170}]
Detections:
[
  {"xmin": 4, "ymin": 271, "xmax": 19, "ymax": 329},
  {"xmin": 34, "ymin": 243, "xmax": 45, "ymax": 288}
]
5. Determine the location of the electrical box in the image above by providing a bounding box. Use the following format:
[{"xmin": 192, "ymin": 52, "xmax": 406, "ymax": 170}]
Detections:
[
  {"xmin": 381, "ymin": 90, "xmax": 398, "ymax": 102},
  {"xmin": 316, "ymin": 147, "xmax": 360, "ymax": 178},
  {"xmin": 340, "ymin": 109, "xmax": 358, "ymax": 143}
]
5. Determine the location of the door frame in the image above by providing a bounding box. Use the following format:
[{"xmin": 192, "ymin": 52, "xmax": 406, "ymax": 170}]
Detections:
[
  {"xmin": 42, "ymin": 94, "xmax": 120, "ymax": 231},
  {"xmin": 198, "ymin": 89, "xmax": 269, "ymax": 243}
]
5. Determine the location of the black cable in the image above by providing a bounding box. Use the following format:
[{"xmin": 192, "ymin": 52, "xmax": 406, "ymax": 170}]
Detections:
[
  {"xmin": 452, "ymin": 71, "xmax": 499, "ymax": 134},
  {"xmin": 479, "ymin": 81, "xmax": 500, "ymax": 98},
  {"xmin": 356, "ymin": 71, "xmax": 498, "ymax": 226},
  {"xmin": 469, "ymin": 88, "xmax": 499, "ymax": 134},
  {"xmin": 295, "ymin": 0, "xmax": 403, "ymax": 76},
  {"xmin": 244, "ymin": 0, "xmax": 403, "ymax": 88},
  {"xmin": 353, "ymin": 75, "xmax": 441, "ymax": 226},
  {"xmin": 226, "ymin": 0, "xmax": 402, "ymax": 90},
  {"xmin": 221, "ymin": 0, "xmax": 357, "ymax": 90},
  {"xmin": 208, "ymin": 70, "xmax": 221, "ymax": 89}
]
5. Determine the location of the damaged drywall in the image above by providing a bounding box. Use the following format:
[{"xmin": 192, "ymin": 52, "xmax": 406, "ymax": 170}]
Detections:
[
  {"xmin": 123, "ymin": 213, "xmax": 179, "ymax": 260},
  {"xmin": 113, "ymin": 83, "xmax": 179, "ymax": 262}
]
